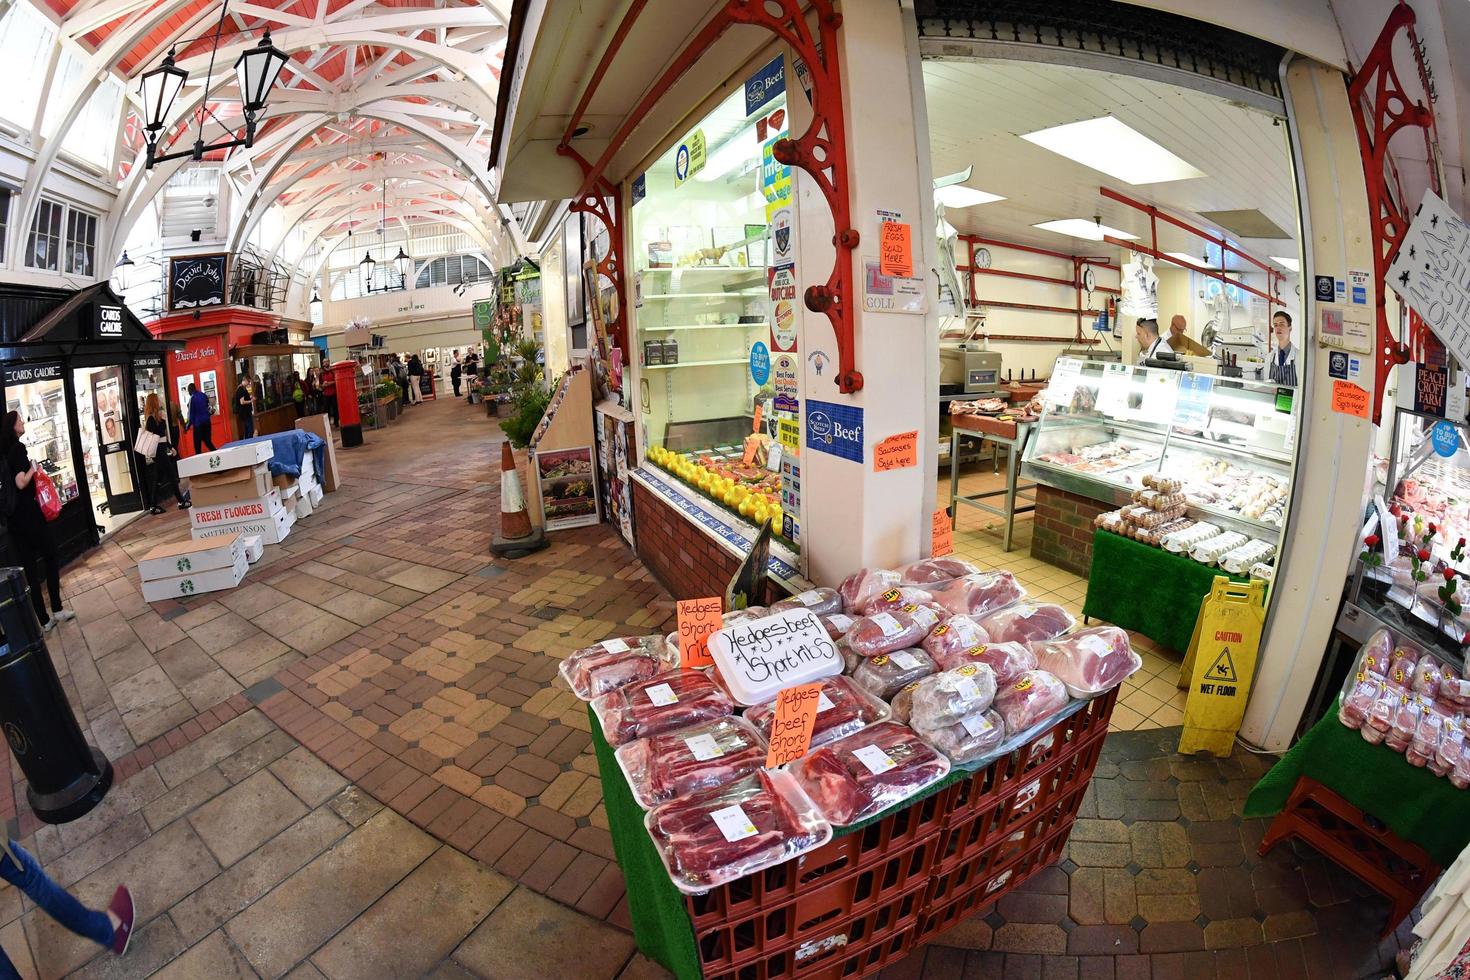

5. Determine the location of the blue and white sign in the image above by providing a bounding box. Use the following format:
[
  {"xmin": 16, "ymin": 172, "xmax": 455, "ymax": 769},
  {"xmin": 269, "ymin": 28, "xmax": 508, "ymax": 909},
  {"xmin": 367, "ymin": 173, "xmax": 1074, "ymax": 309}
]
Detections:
[
  {"xmin": 1172, "ymin": 373, "xmax": 1214, "ymax": 430},
  {"xmin": 1431, "ymin": 420, "xmax": 1460, "ymax": 458},
  {"xmin": 750, "ymin": 342, "xmax": 771, "ymax": 385},
  {"xmin": 631, "ymin": 173, "xmax": 646, "ymax": 207},
  {"xmin": 744, "ymin": 55, "xmax": 785, "ymax": 116},
  {"xmin": 805, "ymin": 400, "xmax": 864, "ymax": 463}
]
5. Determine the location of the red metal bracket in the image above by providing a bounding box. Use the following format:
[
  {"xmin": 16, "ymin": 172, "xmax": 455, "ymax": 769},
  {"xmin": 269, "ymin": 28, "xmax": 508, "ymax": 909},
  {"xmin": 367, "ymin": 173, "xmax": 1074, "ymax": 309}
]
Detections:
[
  {"xmin": 1347, "ymin": 1, "xmax": 1438, "ymax": 424},
  {"xmin": 557, "ymin": 146, "xmax": 630, "ymax": 361},
  {"xmin": 956, "ymin": 234, "xmax": 1115, "ymax": 343},
  {"xmin": 560, "ymin": 0, "xmax": 859, "ymax": 392}
]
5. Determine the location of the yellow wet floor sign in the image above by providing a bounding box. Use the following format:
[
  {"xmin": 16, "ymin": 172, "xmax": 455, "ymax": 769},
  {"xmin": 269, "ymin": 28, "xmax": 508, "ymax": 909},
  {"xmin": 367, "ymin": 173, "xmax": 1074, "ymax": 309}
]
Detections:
[{"xmin": 1176, "ymin": 576, "xmax": 1266, "ymax": 756}]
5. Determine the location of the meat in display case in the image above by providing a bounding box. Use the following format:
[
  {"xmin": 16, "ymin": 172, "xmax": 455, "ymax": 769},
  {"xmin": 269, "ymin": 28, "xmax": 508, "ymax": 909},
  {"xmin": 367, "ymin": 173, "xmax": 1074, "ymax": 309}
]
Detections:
[{"xmin": 1022, "ymin": 358, "xmax": 1298, "ymax": 544}]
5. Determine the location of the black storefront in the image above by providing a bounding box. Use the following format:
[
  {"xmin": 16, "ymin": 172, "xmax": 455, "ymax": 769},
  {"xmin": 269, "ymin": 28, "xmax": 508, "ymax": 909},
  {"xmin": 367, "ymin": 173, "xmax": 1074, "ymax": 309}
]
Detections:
[{"xmin": 0, "ymin": 282, "xmax": 183, "ymax": 565}]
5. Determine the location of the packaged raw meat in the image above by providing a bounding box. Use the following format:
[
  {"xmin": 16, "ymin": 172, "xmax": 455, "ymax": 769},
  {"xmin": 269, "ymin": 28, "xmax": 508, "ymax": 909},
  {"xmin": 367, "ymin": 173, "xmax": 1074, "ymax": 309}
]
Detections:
[
  {"xmin": 770, "ymin": 588, "xmax": 843, "ymax": 617},
  {"xmin": 846, "ymin": 605, "xmax": 943, "ymax": 658},
  {"xmin": 993, "ymin": 670, "xmax": 1071, "ymax": 732},
  {"xmin": 922, "ymin": 615, "xmax": 991, "ymax": 662},
  {"xmin": 1386, "ymin": 693, "xmax": 1424, "ymax": 753},
  {"xmin": 932, "ymin": 640, "xmax": 1037, "ymax": 682},
  {"xmin": 559, "ymin": 635, "xmax": 673, "ymax": 700},
  {"xmin": 1440, "ymin": 673, "xmax": 1470, "ymax": 712},
  {"xmin": 1338, "ymin": 673, "xmax": 1384, "ymax": 730},
  {"xmin": 928, "ymin": 571, "xmax": 1027, "ymax": 618},
  {"xmin": 1361, "ymin": 690, "xmax": 1395, "ymax": 745},
  {"xmin": 789, "ymin": 721, "xmax": 951, "ymax": 825},
  {"xmin": 722, "ymin": 606, "xmax": 770, "ymax": 628},
  {"xmin": 1386, "ymin": 645, "xmax": 1420, "ymax": 689},
  {"xmin": 897, "ymin": 557, "xmax": 980, "ymax": 587},
  {"xmin": 615, "ymin": 716, "xmax": 770, "ymax": 809},
  {"xmin": 918, "ymin": 709, "xmax": 1006, "ymax": 764},
  {"xmin": 1413, "ymin": 656, "xmax": 1448, "ymax": 700},
  {"xmin": 910, "ymin": 664, "xmax": 999, "ymax": 730},
  {"xmin": 840, "ymin": 640, "xmax": 864, "ymax": 675},
  {"xmin": 838, "ymin": 568, "xmax": 902, "ymax": 614},
  {"xmin": 645, "ymin": 769, "xmax": 832, "ymax": 894},
  {"xmin": 745, "ymin": 675, "xmax": 892, "ymax": 749},
  {"xmin": 821, "ymin": 614, "xmax": 857, "ymax": 639},
  {"xmin": 1030, "ymin": 626, "xmax": 1140, "ymax": 698},
  {"xmin": 1453, "ymin": 742, "xmax": 1470, "ymax": 790},
  {"xmin": 1435, "ymin": 717, "xmax": 1466, "ymax": 777},
  {"xmin": 863, "ymin": 587, "xmax": 940, "ymax": 618},
  {"xmin": 591, "ymin": 670, "xmax": 735, "ymax": 746},
  {"xmin": 889, "ymin": 682, "xmax": 921, "ymax": 725},
  {"xmin": 1408, "ymin": 701, "xmax": 1451, "ymax": 768},
  {"xmin": 1354, "ymin": 630, "xmax": 1392, "ymax": 679},
  {"xmin": 851, "ymin": 648, "xmax": 938, "ymax": 700},
  {"xmin": 979, "ymin": 603, "xmax": 1077, "ymax": 645}
]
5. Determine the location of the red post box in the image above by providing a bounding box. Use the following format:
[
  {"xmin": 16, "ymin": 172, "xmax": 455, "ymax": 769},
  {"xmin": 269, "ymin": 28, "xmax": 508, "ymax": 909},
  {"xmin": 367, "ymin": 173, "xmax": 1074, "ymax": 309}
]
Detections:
[{"xmin": 328, "ymin": 360, "xmax": 364, "ymax": 447}]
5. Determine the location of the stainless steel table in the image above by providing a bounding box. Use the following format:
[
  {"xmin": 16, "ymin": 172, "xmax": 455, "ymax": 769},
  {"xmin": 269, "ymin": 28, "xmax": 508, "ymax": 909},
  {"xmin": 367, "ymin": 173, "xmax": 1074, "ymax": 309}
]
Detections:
[{"xmin": 948, "ymin": 415, "xmax": 1036, "ymax": 552}]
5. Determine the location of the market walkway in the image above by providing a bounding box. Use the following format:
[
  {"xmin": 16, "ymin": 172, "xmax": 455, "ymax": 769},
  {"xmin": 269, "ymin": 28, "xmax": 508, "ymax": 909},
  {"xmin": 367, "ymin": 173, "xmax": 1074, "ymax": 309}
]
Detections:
[{"xmin": 0, "ymin": 396, "xmax": 1408, "ymax": 978}]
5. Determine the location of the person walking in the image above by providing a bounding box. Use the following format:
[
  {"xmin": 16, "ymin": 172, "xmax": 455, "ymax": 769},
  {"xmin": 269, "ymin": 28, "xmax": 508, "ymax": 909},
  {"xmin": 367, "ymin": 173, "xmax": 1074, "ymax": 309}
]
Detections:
[
  {"xmin": 451, "ymin": 354, "xmax": 463, "ymax": 398},
  {"xmin": 185, "ymin": 383, "xmax": 215, "ymax": 454},
  {"xmin": 406, "ymin": 355, "xmax": 425, "ymax": 404},
  {"xmin": 290, "ymin": 371, "xmax": 306, "ymax": 418},
  {"xmin": 0, "ymin": 838, "xmax": 134, "ymax": 971},
  {"xmin": 141, "ymin": 394, "xmax": 188, "ymax": 513},
  {"xmin": 463, "ymin": 352, "xmax": 478, "ymax": 403},
  {"xmin": 233, "ymin": 375, "xmax": 256, "ymax": 440},
  {"xmin": 1, "ymin": 411, "xmax": 74, "ymax": 631}
]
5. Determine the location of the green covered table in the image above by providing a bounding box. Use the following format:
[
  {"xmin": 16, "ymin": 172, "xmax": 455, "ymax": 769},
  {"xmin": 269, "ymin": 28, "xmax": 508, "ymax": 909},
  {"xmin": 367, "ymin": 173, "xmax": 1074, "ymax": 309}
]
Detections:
[
  {"xmin": 1243, "ymin": 706, "xmax": 1470, "ymax": 867},
  {"xmin": 1082, "ymin": 530, "xmax": 1246, "ymax": 653}
]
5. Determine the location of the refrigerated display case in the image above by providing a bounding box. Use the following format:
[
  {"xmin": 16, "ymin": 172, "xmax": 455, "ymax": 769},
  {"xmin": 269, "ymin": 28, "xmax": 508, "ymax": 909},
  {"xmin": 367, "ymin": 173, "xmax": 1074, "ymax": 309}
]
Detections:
[{"xmin": 1022, "ymin": 357, "xmax": 1296, "ymax": 544}]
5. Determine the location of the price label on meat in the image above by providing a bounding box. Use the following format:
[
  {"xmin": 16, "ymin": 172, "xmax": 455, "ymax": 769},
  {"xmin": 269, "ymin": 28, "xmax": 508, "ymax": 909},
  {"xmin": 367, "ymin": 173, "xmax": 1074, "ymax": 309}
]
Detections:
[
  {"xmin": 708, "ymin": 608, "xmax": 843, "ymax": 705},
  {"xmin": 710, "ymin": 803, "xmax": 759, "ymax": 842},
  {"xmin": 677, "ymin": 596, "xmax": 723, "ymax": 670},
  {"xmin": 764, "ymin": 682, "xmax": 823, "ymax": 768}
]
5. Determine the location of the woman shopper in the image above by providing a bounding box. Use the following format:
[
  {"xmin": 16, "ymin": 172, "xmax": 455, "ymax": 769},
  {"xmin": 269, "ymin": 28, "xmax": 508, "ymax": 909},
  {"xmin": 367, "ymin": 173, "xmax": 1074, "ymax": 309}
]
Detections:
[
  {"xmin": 142, "ymin": 394, "xmax": 188, "ymax": 513},
  {"xmin": 0, "ymin": 838, "xmax": 134, "ymax": 971},
  {"xmin": 1, "ymin": 411, "xmax": 73, "ymax": 631},
  {"xmin": 406, "ymin": 354, "xmax": 424, "ymax": 404}
]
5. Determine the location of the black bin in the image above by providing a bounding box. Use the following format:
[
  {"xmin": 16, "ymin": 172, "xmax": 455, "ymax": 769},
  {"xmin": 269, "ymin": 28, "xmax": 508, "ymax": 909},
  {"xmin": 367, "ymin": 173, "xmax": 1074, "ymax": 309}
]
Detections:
[{"xmin": 0, "ymin": 568, "xmax": 111, "ymax": 823}]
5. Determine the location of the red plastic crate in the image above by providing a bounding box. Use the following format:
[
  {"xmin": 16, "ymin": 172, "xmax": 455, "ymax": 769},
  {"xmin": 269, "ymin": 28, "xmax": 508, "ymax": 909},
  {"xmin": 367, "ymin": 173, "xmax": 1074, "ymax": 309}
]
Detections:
[
  {"xmin": 685, "ymin": 784, "xmax": 949, "ymax": 929},
  {"xmin": 702, "ymin": 880, "xmax": 926, "ymax": 980},
  {"xmin": 915, "ymin": 825, "xmax": 1073, "ymax": 944}
]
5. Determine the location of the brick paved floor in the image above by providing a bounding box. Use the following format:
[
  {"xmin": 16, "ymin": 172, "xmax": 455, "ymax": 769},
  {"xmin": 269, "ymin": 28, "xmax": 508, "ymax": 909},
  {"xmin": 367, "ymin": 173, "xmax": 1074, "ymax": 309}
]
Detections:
[{"xmin": 0, "ymin": 396, "xmax": 1418, "ymax": 977}]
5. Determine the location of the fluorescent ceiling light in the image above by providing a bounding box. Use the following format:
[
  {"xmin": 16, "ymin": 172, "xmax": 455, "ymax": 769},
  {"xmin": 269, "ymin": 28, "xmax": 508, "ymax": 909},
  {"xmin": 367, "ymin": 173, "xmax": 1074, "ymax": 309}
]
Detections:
[
  {"xmin": 695, "ymin": 137, "xmax": 754, "ymax": 182},
  {"xmin": 1021, "ymin": 116, "xmax": 1206, "ymax": 185},
  {"xmin": 935, "ymin": 186, "xmax": 1004, "ymax": 209},
  {"xmin": 1269, "ymin": 255, "xmax": 1300, "ymax": 272},
  {"xmin": 1033, "ymin": 219, "xmax": 1137, "ymax": 242},
  {"xmin": 1164, "ymin": 252, "xmax": 1207, "ymax": 268}
]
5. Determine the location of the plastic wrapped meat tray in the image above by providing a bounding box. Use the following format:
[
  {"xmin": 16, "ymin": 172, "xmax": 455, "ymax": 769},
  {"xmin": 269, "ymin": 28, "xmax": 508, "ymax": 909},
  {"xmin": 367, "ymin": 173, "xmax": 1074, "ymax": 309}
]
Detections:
[
  {"xmin": 1030, "ymin": 626, "xmax": 1140, "ymax": 698},
  {"xmin": 993, "ymin": 670, "xmax": 1071, "ymax": 732},
  {"xmin": 591, "ymin": 670, "xmax": 734, "ymax": 746},
  {"xmin": 851, "ymin": 648, "xmax": 938, "ymax": 700},
  {"xmin": 821, "ymin": 614, "xmax": 857, "ymax": 640},
  {"xmin": 922, "ymin": 615, "xmax": 991, "ymax": 663},
  {"xmin": 846, "ymin": 605, "xmax": 942, "ymax": 658},
  {"xmin": 789, "ymin": 722, "xmax": 951, "ymax": 825},
  {"xmin": 897, "ymin": 557, "xmax": 980, "ymax": 587},
  {"xmin": 1338, "ymin": 673, "xmax": 1384, "ymax": 730},
  {"xmin": 560, "ymin": 635, "xmax": 675, "ymax": 700},
  {"xmin": 918, "ymin": 709, "xmax": 1006, "ymax": 765},
  {"xmin": 615, "ymin": 716, "xmax": 769, "ymax": 809},
  {"xmin": 910, "ymin": 665, "xmax": 998, "ymax": 730},
  {"xmin": 928, "ymin": 571, "xmax": 1027, "ymax": 618},
  {"xmin": 931, "ymin": 640, "xmax": 1037, "ymax": 682},
  {"xmin": 889, "ymin": 683, "xmax": 920, "ymax": 725},
  {"xmin": 863, "ymin": 587, "xmax": 938, "ymax": 616},
  {"xmin": 745, "ymin": 675, "xmax": 891, "ymax": 749},
  {"xmin": 645, "ymin": 769, "xmax": 832, "ymax": 894},
  {"xmin": 838, "ymin": 568, "xmax": 902, "ymax": 614},
  {"xmin": 769, "ymin": 588, "xmax": 843, "ymax": 617},
  {"xmin": 979, "ymin": 603, "xmax": 1076, "ymax": 644}
]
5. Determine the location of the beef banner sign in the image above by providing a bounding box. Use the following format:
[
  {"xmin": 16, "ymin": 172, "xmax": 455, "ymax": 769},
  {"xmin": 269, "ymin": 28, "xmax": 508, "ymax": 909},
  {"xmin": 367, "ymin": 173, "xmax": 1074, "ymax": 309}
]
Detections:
[{"xmin": 168, "ymin": 255, "xmax": 227, "ymax": 311}]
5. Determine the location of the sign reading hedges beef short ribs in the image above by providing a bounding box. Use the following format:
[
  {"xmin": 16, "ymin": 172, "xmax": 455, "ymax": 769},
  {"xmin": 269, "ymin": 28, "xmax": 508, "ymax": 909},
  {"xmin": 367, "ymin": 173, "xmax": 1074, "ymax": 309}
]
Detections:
[{"xmin": 169, "ymin": 255, "xmax": 227, "ymax": 311}]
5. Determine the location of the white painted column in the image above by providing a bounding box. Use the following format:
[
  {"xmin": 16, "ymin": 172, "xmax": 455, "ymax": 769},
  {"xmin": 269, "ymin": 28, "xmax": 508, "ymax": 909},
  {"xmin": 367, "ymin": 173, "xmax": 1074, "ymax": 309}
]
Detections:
[
  {"xmin": 1239, "ymin": 59, "xmax": 1375, "ymax": 751},
  {"xmin": 795, "ymin": 0, "xmax": 940, "ymax": 586}
]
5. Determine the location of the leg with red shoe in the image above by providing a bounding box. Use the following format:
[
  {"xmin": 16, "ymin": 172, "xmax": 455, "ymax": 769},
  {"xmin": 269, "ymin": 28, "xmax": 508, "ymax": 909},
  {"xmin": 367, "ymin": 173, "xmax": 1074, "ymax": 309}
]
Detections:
[{"xmin": 0, "ymin": 839, "xmax": 133, "ymax": 973}]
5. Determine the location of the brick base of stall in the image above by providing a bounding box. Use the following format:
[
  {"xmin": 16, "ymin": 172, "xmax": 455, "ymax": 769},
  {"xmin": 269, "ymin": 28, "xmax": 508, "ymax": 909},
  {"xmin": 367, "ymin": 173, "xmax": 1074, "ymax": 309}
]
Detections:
[
  {"xmin": 631, "ymin": 479, "xmax": 743, "ymax": 601},
  {"xmin": 1031, "ymin": 485, "xmax": 1110, "ymax": 577}
]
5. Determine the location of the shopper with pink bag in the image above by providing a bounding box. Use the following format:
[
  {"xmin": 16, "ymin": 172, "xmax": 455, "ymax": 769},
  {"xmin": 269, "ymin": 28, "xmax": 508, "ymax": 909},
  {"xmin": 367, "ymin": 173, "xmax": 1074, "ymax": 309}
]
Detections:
[{"xmin": 1, "ymin": 410, "xmax": 74, "ymax": 631}]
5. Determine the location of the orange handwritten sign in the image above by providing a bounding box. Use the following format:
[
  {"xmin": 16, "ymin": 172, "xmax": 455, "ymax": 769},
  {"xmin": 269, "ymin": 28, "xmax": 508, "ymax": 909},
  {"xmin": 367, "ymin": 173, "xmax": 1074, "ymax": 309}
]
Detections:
[
  {"xmin": 765, "ymin": 682, "xmax": 823, "ymax": 767},
  {"xmin": 677, "ymin": 596, "xmax": 723, "ymax": 669},
  {"xmin": 873, "ymin": 430, "xmax": 919, "ymax": 472},
  {"xmin": 932, "ymin": 508, "xmax": 954, "ymax": 557},
  {"xmin": 879, "ymin": 222, "xmax": 913, "ymax": 278},
  {"xmin": 752, "ymin": 403, "xmax": 764, "ymax": 433},
  {"xmin": 1331, "ymin": 380, "xmax": 1369, "ymax": 419}
]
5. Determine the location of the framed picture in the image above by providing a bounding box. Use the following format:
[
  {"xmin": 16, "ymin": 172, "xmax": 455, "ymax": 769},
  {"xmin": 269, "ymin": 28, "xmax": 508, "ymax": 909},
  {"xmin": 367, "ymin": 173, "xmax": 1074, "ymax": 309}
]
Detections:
[
  {"xmin": 564, "ymin": 215, "xmax": 585, "ymax": 326},
  {"xmin": 534, "ymin": 446, "xmax": 600, "ymax": 530},
  {"xmin": 744, "ymin": 223, "xmax": 768, "ymax": 268}
]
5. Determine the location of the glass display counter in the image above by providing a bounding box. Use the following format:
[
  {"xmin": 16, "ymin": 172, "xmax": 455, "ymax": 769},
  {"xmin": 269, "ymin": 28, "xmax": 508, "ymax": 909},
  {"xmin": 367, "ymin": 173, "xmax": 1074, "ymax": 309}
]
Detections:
[{"xmin": 1022, "ymin": 357, "xmax": 1296, "ymax": 543}]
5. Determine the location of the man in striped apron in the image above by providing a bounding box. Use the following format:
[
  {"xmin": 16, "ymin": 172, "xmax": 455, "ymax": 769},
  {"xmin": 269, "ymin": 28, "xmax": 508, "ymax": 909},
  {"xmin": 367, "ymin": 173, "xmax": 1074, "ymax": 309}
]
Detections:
[{"xmin": 1269, "ymin": 311, "xmax": 1298, "ymax": 386}]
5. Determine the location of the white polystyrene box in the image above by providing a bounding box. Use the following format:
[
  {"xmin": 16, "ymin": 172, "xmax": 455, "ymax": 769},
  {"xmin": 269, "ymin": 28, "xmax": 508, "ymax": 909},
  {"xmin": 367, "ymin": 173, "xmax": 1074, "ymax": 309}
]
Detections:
[{"xmin": 706, "ymin": 607, "xmax": 844, "ymax": 706}]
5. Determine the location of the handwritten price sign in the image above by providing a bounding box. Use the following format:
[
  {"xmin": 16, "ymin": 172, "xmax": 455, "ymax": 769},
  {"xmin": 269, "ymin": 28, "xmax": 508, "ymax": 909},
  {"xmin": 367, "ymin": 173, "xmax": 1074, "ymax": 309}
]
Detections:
[
  {"xmin": 932, "ymin": 508, "xmax": 954, "ymax": 557},
  {"xmin": 765, "ymin": 682, "xmax": 823, "ymax": 767},
  {"xmin": 677, "ymin": 596, "xmax": 723, "ymax": 669},
  {"xmin": 878, "ymin": 222, "xmax": 913, "ymax": 278}
]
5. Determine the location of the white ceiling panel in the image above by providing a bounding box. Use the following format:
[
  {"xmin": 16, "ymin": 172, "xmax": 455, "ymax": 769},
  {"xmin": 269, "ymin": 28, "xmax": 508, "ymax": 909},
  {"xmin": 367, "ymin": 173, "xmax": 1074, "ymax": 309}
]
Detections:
[{"xmin": 923, "ymin": 58, "xmax": 1300, "ymax": 268}]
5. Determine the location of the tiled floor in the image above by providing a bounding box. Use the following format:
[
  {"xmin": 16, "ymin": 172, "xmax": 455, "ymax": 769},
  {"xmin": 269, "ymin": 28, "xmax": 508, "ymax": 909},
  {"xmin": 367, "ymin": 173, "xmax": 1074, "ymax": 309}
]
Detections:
[{"xmin": 0, "ymin": 398, "xmax": 1411, "ymax": 978}]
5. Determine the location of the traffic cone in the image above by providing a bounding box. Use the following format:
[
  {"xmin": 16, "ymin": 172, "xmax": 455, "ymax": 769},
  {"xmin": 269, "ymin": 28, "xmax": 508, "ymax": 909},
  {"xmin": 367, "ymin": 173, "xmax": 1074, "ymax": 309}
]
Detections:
[{"xmin": 491, "ymin": 441, "xmax": 547, "ymax": 558}]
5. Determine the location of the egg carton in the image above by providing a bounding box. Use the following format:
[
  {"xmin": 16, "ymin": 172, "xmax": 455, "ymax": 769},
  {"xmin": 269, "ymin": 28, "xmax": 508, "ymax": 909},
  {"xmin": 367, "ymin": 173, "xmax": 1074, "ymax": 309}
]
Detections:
[
  {"xmin": 1162, "ymin": 522, "xmax": 1222, "ymax": 553},
  {"xmin": 1131, "ymin": 488, "xmax": 1186, "ymax": 510},
  {"xmin": 1219, "ymin": 539, "xmax": 1276, "ymax": 575},
  {"xmin": 1192, "ymin": 531, "xmax": 1248, "ymax": 565},
  {"xmin": 1137, "ymin": 518, "xmax": 1195, "ymax": 547},
  {"xmin": 1248, "ymin": 562, "xmax": 1275, "ymax": 582},
  {"xmin": 1142, "ymin": 474, "xmax": 1184, "ymax": 493}
]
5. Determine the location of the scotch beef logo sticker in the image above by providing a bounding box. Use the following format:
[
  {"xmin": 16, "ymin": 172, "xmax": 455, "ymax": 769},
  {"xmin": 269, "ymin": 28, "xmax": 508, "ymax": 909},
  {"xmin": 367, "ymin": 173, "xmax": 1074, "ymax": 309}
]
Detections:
[{"xmin": 169, "ymin": 255, "xmax": 227, "ymax": 311}]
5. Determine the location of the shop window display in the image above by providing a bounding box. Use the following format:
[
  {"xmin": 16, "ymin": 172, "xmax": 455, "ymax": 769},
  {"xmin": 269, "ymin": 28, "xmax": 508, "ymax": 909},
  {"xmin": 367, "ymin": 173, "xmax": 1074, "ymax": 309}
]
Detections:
[
  {"xmin": 5, "ymin": 372, "xmax": 78, "ymax": 505},
  {"xmin": 633, "ymin": 82, "xmax": 788, "ymax": 540}
]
